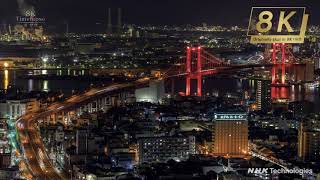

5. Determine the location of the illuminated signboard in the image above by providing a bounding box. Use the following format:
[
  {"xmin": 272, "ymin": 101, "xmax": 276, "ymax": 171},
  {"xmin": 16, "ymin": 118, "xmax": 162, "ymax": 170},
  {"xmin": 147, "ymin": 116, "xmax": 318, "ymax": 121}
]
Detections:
[
  {"xmin": 214, "ymin": 113, "xmax": 247, "ymax": 121},
  {"xmin": 247, "ymin": 7, "xmax": 309, "ymax": 44}
]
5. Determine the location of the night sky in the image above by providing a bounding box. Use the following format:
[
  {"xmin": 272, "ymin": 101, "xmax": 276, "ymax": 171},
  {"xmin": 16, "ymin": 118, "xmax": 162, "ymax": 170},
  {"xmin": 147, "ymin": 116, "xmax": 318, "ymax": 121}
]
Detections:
[{"xmin": 0, "ymin": 0, "xmax": 319, "ymax": 32}]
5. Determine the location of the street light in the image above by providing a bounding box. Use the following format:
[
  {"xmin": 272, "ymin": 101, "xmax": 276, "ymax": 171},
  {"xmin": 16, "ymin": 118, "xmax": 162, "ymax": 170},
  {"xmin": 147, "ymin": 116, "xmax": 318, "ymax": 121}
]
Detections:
[
  {"xmin": 42, "ymin": 56, "xmax": 49, "ymax": 68},
  {"xmin": 42, "ymin": 57, "xmax": 49, "ymax": 63}
]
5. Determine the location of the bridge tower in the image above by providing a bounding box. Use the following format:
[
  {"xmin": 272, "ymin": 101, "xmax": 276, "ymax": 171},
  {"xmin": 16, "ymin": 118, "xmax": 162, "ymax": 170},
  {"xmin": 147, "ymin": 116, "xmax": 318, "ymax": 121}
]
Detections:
[
  {"xmin": 186, "ymin": 46, "xmax": 202, "ymax": 96},
  {"xmin": 271, "ymin": 43, "xmax": 287, "ymax": 85},
  {"xmin": 271, "ymin": 43, "xmax": 289, "ymax": 105}
]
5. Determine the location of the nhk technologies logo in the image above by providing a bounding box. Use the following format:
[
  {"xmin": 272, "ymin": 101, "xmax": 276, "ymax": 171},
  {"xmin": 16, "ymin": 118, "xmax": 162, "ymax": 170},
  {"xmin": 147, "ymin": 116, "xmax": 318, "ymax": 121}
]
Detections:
[
  {"xmin": 247, "ymin": 168, "xmax": 313, "ymax": 176},
  {"xmin": 247, "ymin": 7, "xmax": 309, "ymax": 44}
]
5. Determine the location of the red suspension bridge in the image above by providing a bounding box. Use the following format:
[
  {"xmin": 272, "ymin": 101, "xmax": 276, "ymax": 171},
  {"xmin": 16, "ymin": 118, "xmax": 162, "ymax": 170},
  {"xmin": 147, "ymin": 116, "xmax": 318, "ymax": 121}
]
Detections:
[{"xmin": 163, "ymin": 43, "xmax": 303, "ymax": 102}]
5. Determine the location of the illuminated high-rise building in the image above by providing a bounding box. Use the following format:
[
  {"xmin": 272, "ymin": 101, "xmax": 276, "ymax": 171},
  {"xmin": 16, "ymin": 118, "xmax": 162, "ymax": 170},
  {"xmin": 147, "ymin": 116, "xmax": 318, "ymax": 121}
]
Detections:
[
  {"xmin": 212, "ymin": 112, "xmax": 248, "ymax": 158},
  {"xmin": 256, "ymin": 80, "xmax": 271, "ymax": 112},
  {"xmin": 298, "ymin": 119, "xmax": 320, "ymax": 162}
]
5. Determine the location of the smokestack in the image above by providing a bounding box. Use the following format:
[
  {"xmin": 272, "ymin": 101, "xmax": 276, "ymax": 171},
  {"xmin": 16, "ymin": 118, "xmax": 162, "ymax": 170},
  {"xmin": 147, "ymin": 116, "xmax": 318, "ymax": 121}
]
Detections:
[
  {"xmin": 8, "ymin": 24, "xmax": 12, "ymax": 35},
  {"xmin": 107, "ymin": 8, "xmax": 112, "ymax": 33},
  {"xmin": 117, "ymin": 8, "xmax": 122, "ymax": 32},
  {"xmin": 66, "ymin": 22, "xmax": 69, "ymax": 35},
  {"xmin": 17, "ymin": 0, "xmax": 35, "ymax": 16},
  {"xmin": 2, "ymin": 22, "xmax": 7, "ymax": 34}
]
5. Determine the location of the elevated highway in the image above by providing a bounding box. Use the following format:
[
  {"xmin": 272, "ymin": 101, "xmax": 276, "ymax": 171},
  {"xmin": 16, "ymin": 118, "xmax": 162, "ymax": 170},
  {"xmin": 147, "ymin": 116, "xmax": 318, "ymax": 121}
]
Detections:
[{"xmin": 16, "ymin": 77, "xmax": 151, "ymax": 179}]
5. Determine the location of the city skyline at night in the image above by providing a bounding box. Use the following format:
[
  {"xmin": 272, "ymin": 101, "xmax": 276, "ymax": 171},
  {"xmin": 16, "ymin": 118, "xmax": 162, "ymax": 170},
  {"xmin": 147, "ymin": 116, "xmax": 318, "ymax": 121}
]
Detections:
[{"xmin": 0, "ymin": 0, "xmax": 318, "ymax": 180}]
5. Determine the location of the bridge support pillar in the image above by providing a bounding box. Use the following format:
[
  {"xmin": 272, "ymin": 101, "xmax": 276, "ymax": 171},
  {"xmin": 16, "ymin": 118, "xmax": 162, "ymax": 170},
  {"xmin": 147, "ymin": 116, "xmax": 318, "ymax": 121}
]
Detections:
[
  {"xmin": 272, "ymin": 44, "xmax": 276, "ymax": 84},
  {"xmin": 66, "ymin": 112, "xmax": 71, "ymax": 125},
  {"xmin": 76, "ymin": 107, "xmax": 81, "ymax": 116},
  {"xmin": 50, "ymin": 114, "xmax": 55, "ymax": 124},
  {"xmin": 92, "ymin": 101, "xmax": 97, "ymax": 112},
  {"xmin": 97, "ymin": 99, "xmax": 102, "ymax": 111},
  {"xmin": 186, "ymin": 76, "xmax": 191, "ymax": 96},
  {"xmin": 84, "ymin": 104, "xmax": 88, "ymax": 113},
  {"xmin": 197, "ymin": 47, "xmax": 202, "ymax": 97},
  {"xmin": 87, "ymin": 103, "xmax": 91, "ymax": 113},
  {"xmin": 103, "ymin": 97, "xmax": 112, "ymax": 111},
  {"xmin": 281, "ymin": 44, "xmax": 286, "ymax": 84},
  {"xmin": 197, "ymin": 74, "xmax": 202, "ymax": 97},
  {"xmin": 271, "ymin": 43, "xmax": 287, "ymax": 85},
  {"xmin": 186, "ymin": 47, "xmax": 191, "ymax": 96},
  {"xmin": 185, "ymin": 46, "xmax": 202, "ymax": 97}
]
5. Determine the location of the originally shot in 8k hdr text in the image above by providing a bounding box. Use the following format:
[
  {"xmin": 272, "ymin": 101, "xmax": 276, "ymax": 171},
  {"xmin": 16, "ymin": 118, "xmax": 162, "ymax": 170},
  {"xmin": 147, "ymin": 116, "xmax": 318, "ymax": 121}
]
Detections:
[{"xmin": 0, "ymin": 0, "xmax": 319, "ymax": 179}]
